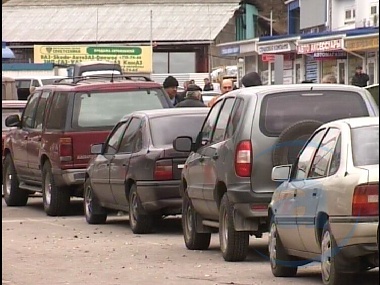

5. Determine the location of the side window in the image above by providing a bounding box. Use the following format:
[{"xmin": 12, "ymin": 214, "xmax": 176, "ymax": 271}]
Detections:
[
  {"xmin": 211, "ymin": 98, "xmax": 235, "ymax": 144},
  {"xmin": 104, "ymin": 122, "xmax": 128, "ymax": 155},
  {"xmin": 32, "ymin": 80, "xmax": 40, "ymax": 87},
  {"xmin": 21, "ymin": 92, "xmax": 41, "ymax": 128},
  {"xmin": 308, "ymin": 128, "xmax": 341, "ymax": 179},
  {"xmin": 118, "ymin": 118, "xmax": 142, "ymax": 153},
  {"xmin": 45, "ymin": 92, "xmax": 69, "ymax": 130},
  {"xmin": 225, "ymin": 98, "xmax": 244, "ymax": 139},
  {"xmin": 200, "ymin": 100, "xmax": 223, "ymax": 144},
  {"xmin": 34, "ymin": 91, "xmax": 51, "ymax": 129},
  {"xmin": 328, "ymin": 135, "xmax": 341, "ymax": 176},
  {"xmin": 293, "ymin": 129, "xmax": 326, "ymax": 180}
]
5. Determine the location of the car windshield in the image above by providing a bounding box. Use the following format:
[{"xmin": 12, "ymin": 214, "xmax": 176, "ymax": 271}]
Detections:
[
  {"xmin": 150, "ymin": 115, "xmax": 206, "ymax": 146},
  {"xmin": 351, "ymin": 125, "xmax": 379, "ymax": 166},
  {"xmin": 2, "ymin": 109, "xmax": 23, "ymax": 129},
  {"xmin": 72, "ymin": 88, "xmax": 168, "ymax": 128},
  {"xmin": 261, "ymin": 90, "xmax": 370, "ymax": 136}
]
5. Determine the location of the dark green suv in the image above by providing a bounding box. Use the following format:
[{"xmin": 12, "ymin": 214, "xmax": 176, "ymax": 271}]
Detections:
[{"xmin": 365, "ymin": 84, "xmax": 379, "ymax": 106}]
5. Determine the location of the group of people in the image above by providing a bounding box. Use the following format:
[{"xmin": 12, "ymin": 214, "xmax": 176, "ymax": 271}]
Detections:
[
  {"xmin": 321, "ymin": 65, "xmax": 370, "ymax": 87},
  {"xmin": 162, "ymin": 71, "xmax": 263, "ymax": 108}
]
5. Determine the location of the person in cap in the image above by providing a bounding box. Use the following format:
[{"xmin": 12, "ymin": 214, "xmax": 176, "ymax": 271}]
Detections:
[
  {"xmin": 163, "ymin": 75, "xmax": 181, "ymax": 106},
  {"xmin": 351, "ymin": 66, "xmax": 369, "ymax": 87},
  {"xmin": 241, "ymin": 71, "xmax": 262, "ymax": 87},
  {"xmin": 175, "ymin": 84, "xmax": 207, "ymax": 108}
]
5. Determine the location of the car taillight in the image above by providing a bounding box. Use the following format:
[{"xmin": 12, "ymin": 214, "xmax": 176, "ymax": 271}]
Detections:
[
  {"xmin": 154, "ymin": 159, "xmax": 173, "ymax": 180},
  {"xmin": 352, "ymin": 183, "xmax": 379, "ymax": 216},
  {"xmin": 235, "ymin": 140, "xmax": 252, "ymax": 177},
  {"xmin": 59, "ymin": 137, "xmax": 73, "ymax": 162}
]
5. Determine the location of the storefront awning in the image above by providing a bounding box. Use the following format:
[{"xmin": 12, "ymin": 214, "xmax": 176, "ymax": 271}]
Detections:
[{"xmin": 2, "ymin": 42, "xmax": 15, "ymax": 59}]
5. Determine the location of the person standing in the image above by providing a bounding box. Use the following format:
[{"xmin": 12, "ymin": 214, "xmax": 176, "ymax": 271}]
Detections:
[
  {"xmin": 351, "ymin": 66, "xmax": 369, "ymax": 87},
  {"xmin": 207, "ymin": 79, "xmax": 234, "ymax": 107},
  {"xmin": 163, "ymin": 76, "xmax": 181, "ymax": 106},
  {"xmin": 175, "ymin": 84, "xmax": 207, "ymax": 108},
  {"xmin": 203, "ymin": 78, "xmax": 214, "ymax": 91}
]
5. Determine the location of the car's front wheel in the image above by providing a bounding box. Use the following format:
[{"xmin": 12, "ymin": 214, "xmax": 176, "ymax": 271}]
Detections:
[
  {"xmin": 42, "ymin": 161, "xmax": 70, "ymax": 216},
  {"xmin": 128, "ymin": 184, "xmax": 153, "ymax": 234},
  {"xmin": 219, "ymin": 193, "xmax": 249, "ymax": 262},
  {"xmin": 268, "ymin": 217, "xmax": 298, "ymax": 277},
  {"xmin": 182, "ymin": 191, "xmax": 211, "ymax": 250},
  {"xmin": 83, "ymin": 178, "xmax": 107, "ymax": 224},
  {"xmin": 3, "ymin": 154, "xmax": 29, "ymax": 206}
]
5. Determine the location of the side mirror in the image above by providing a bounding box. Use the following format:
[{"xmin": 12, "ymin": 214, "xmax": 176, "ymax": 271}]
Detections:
[
  {"xmin": 173, "ymin": 136, "xmax": 193, "ymax": 152},
  {"xmin": 90, "ymin": 143, "xmax": 104, "ymax": 155},
  {"xmin": 271, "ymin": 164, "xmax": 292, "ymax": 182},
  {"xmin": 5, "ymin": 114, "xmax": 21, "ymax": 128}
]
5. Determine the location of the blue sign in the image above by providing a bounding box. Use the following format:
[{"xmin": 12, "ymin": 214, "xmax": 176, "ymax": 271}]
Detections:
[{"xmin": 220, "ymin": 46, "xmax": 240, "ymax": 56}]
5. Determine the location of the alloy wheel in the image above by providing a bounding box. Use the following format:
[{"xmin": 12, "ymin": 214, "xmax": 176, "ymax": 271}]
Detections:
[
  {"xmin": 84, "ymin": 185, "xmax": 93, "ymax": 217},
  {"xmin": 321, "ymin": 230, "xmax": 332, "ymax": 281},
  {"xmin": 220, "ymin": 208, "xmax": 228, "ymax": 252},
  {"xmin": 4, "ymin": 167, "xmax": 12, "ymax": 196},
  {"xmin": 269, "ymin": 223, "xmax": 277, "ymax": 268},
  {"xmin": 44, "ymin": 172, "xmax": 52, "ymax": 205}
]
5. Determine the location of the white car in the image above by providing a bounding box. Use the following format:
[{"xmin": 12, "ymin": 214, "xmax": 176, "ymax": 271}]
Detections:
[
  {"xmin": 201, "ymin": 90, "xmax": 220, "ymax": 106},
  {"xmin": 268, "ymin": 116, "xmax": 379, "ymax": 285}
]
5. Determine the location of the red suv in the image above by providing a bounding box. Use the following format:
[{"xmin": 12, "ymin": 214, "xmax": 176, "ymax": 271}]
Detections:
[{"xmin": 3, "ymin": 76, "xmax": 172, "ymax": 216}]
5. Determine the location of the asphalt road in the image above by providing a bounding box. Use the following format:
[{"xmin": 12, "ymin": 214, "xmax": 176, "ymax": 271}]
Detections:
[{"xmin": 2, "ymin": 197, "xmax": 378, "ymax": 285}]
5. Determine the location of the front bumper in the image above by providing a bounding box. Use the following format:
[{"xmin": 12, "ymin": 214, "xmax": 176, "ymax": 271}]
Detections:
[
  {"xmin": 136, "ymin": 180, "xmax": 182, "ymax": 213},
  {"xmin": 330, "ymin": 216, "xmax": 378, "ymax": 257},
  {"xmin": 52, "ymin": 168, "xmax": 86, "ymax": 187}
]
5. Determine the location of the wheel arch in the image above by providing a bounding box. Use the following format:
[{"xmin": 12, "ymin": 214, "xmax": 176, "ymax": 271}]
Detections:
[
  {"xmin": 214, "ymin": 181, "xmax": 227, "ymax": 209},
  {"xmin": 124, "ymin": 178, "xmax": 136, "ymax": 202},
  {"xmin": 316, "ymin": 212, "xmax": 329, "ymax": 245},
  {"xmin": 40, "ymin": 154, "xmax": 50, "ymax": 169}
]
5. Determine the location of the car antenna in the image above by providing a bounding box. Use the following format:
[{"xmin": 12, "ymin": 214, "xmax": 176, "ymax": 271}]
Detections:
[
  {"xmin": 344, "ymin": 120, "xmax": 352, "ymax": 177},
  {"xmin": 110, "ymin": 54, "xmax": 118, "ymax": 83}
]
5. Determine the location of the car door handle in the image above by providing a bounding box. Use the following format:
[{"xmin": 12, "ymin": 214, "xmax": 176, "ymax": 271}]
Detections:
[
  {"xmin": 212, "ymin": 153, "xmax": 219, "ymax": 160},
  {"xmin": 122, "ymin": 163, "xmax": 128, "ymax": 167},
  {"xmin": 199, "ymin": 156, "xmax": 204, "ymax": 163},
  {"xmin": 23, "ymin": 135, "xmax": 28, "ymax": 140},
  {"xmin": 312, "ymin": 192, "xmax": 317, "ymax": 197}
]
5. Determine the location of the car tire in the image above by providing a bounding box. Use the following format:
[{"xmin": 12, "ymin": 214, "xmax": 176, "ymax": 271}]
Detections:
[
  {"xmin": 272, "ymin": 120, "xmax": 323, "ymax": 166},
  {"xmin": 83, "ymin": 178, "xmax": 107, "ymax": 224},
  {"xmin": 321, "ymin": 222, "xmax": 348, "ymax": 285},
  {"xmin": 182, "ymin": 191, "xmax": 211, "ymax": 250},
  {"xmin": 42, "ymin": 161, "xmax": 71, "ymax": 216},
  {"xmin": 3, "ymin": 155, "xmax": 29, "ymax": 206},
  {"xmin": 219, "ymin": 193, "xmax": 249, "ymax": 262},
  {"xmin": 268, "ymin": 217, "xmax": 298, "ymax": 277},
  {"xmin": 128, "ymin": 184, "xmax": 153, "ymax": 234}
]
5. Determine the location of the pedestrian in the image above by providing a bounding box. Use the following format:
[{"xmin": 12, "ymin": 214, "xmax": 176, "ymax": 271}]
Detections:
[
  {"xmin": 203, "ymin": 78, "xmax": 214, "ymax": 91},
  {"xmin": 189, "ymin": 79, "xmax": 195, "ymax": 84},
  {"xmin": 175, "ymin": 84, "xmax": 207, "ymax": 108},
  {"xmin": 207, "ymin": 79, "xmax": 234, "ymax": 107},
  {"xmin": 321, "ymin": 74, "xmax": 337, "ymax": 84},
  {"xmin": 163, "ymin": 75, "xmax": 181, "ymax": 106},
  {"xmin": 241, "ymin": 71, "xmax": 262, "ymax": 87},
  {"xmin": 351, "ymin": 66, "xmax": 369, "ymax": 87},
  {"xmin": 177, "ymin": 80, "xmax": 190, "ymax": 102}
]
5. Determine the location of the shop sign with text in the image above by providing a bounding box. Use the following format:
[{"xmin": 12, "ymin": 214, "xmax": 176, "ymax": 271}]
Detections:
[
  {"xmin": 220, "ymin": 46, "xmax": 240, "ymax": 56},
  {"xmin": 313, "ymin": 51, "xmax": 347, "ymax": 59},
  {"xmin": 344, "ymin": 37, "xmax": 379, "ymax": 51},
  {"xmin": 257, "ymin": 42, "xmax": 292, "ymax": 54},
  {"xmin": 34, "ymin": 45, "xmax": 153, "ymax": 73},
  {"xmin": 297, "ymin": 39, "xmax": 343, "ymax": 54}
]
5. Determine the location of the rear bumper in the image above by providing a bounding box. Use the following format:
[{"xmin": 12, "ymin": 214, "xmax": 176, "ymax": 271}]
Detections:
[
  {"xmin": 52, "ymin": 168, "xmax": 86, "ymax": 187},
  {"xmin": 136, "ymin": 180, "xmax": 181, "ymax": 213}
]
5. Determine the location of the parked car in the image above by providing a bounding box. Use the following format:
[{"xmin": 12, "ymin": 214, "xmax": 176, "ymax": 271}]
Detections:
[
  {"xmin": 365, "ymin": 83, "xmax": 379, "ymax": 106},
  {"xmin": 173, "ymin": 84, "xmax": 379, "ymax": 262},
  {"xmin": 2, "ymin": 76, "xmax": 18, "ymax": 100},
  {"xmin": 2, "ymin": 100, "xmax": 27, "ymax": 159},
  {"xmin": 3, "ymin": 76, "xmax": 173, "ymax": 216},
  {"xmin": 268, "ymin": 116, "xmax": 379, "ymax": 285},
  {"xmin": 14, "ymin": 75, "xmax": 65, "ymax": 100},
  {"xmin": 85, "ymin": 108, "xmax": 209, "ymax": 234},
  {"xmin": 201, "ymin": 90, "xmax": 221, "ymax": 106}
]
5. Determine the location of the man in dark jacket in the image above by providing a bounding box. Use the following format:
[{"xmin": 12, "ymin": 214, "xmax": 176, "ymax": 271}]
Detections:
[
  {"xmin": 241, "ymin": 71, "xmax": 262, "ymax": 87},
  {"xmin": 163, "ymin": 75, "xmax": 181, "ymax": 106},
  {"xmin": 175, "ymin": 84, "xmax": 207, "ymax": 108},
  {"xmin": 351, "ymin": 66, "xmax": 369, "ymax": 87},
  {"xmin": 203, "ymin": 78, "xmax": 214, "ymax": 91}
]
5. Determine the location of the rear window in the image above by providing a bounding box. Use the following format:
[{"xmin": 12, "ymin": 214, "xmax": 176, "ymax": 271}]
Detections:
[
  {"xmin": 150, "ymin": 115, "xmax": 206, "ymax": 146},
  {"xmin": 72, "ymin": 88, "xmax": 168, "ymax": 129},
  {"xmin": 351, "ymin": 125, "xmax": 379, "ymax": 166},
  {"xmin": 260, "ymin": 91, "xmax": 369, "ymax": 136}
]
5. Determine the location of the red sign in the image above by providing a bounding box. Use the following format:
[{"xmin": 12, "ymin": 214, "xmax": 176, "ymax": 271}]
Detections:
[{"xmin": 262, "ymin": 54, "xmax": 276, "ymax": 62}]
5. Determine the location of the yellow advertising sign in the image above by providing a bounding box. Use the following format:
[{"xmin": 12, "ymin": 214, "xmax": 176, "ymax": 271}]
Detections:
[
  {"xmin": 34, "ymin": 45, "xmax": 152, "ymax": 73},
  {"xmin": 344, "ymin": 36, "xmax": 379, "ymax": 51}
]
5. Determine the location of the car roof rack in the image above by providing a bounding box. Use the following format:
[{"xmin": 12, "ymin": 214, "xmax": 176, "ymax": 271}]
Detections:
[{"xmin": 53, "ymin": 74, "xmax": 153, "ymax": 85}]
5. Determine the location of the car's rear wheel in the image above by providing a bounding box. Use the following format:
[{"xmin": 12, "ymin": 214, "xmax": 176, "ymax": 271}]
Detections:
[
  {"xmin": 182, "ymin": 191, "xmax": 211, "ymax": 250},
  {"xmin": 219, "ymin": 193, "xmax": 249, "ymax": 262},
  {"xmin": 128, "ymin": 184, "xmax": 153, "ymax": 234},
  {"xmin": 3, "ymin": 155, "xmax": 29, "ymax": 206},
  {"xmin": 268, "ymin": 217, "xmax": 298, "ymax": 277},
  {"xmin": 42, "ymin": 161, "xmax": 71, "ymax": 216},
  {"xmin": 321, "ymin": 222, "xmax": 348, "ymax": 285},
  {"xmin": 83, "ymin": 178, "xmax": 107, "ymax": 224}
]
